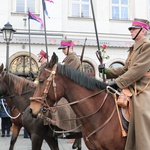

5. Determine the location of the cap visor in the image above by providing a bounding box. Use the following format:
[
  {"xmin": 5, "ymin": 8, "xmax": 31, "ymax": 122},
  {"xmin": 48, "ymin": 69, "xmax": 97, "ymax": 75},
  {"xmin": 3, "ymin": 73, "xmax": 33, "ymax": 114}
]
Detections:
[
  {"xmin": 58, "ymin": 46, "xmax": 68, "ymax": 49},
  {"xmin": 128, "ymin": 26, "xmax": 141, "ymax": 30}
]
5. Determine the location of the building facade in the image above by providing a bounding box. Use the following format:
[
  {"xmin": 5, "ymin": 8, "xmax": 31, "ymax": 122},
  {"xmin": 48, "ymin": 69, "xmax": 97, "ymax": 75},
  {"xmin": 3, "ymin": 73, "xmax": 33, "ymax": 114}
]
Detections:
[{"xmin": 0, "ymin": 0, "xmax": 149, "ymax": 79}]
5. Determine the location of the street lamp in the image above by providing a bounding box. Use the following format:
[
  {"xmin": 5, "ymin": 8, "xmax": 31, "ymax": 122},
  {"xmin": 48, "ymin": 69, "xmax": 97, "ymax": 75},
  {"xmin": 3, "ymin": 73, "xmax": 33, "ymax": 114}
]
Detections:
[{"xmin": 1, "ymin": 22, "xmax": 16, "ymax": 71}]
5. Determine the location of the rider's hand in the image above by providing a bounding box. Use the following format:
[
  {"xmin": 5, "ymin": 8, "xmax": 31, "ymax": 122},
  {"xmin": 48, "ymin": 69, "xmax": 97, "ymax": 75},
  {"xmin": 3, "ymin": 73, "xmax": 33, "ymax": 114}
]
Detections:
[{"xmin": 98, "ymin": 64, "xmax": 105, "ymax": 73}]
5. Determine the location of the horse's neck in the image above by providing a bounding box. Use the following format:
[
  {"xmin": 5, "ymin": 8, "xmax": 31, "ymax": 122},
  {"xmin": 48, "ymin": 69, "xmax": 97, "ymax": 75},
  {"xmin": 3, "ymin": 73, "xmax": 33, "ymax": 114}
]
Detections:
[
  {"xmin": 7, "ymin": 80, "xmax": 35, "ymax": 113},
  {"xmin": 12, "ymin": 88, "xmax": 34, "ymax": 113},
  {"xmin": 64, "ymin": 80, "xmax": 110, "ymax": 126}
]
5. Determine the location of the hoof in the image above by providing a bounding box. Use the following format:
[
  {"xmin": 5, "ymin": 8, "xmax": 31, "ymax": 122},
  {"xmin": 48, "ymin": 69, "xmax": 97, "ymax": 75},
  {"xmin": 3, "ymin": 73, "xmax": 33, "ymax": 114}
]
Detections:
[{"xmin": 72, "ymin": 143, "xmax": 78, "ymax": 149}]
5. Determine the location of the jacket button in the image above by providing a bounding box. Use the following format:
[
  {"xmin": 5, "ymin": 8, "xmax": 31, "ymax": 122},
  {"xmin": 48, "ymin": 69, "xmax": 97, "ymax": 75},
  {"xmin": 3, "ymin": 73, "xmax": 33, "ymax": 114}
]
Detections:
[{"xmin": 120, "ymin": 78, "xmax": 123, "ymax": 82}]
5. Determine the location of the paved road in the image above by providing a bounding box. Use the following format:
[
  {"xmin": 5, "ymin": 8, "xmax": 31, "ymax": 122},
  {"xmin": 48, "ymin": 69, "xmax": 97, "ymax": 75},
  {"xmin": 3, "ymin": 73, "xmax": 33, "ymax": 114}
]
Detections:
[{"xmin": 0, "ymin": 129, "xmax": 88, "ymax": 150}]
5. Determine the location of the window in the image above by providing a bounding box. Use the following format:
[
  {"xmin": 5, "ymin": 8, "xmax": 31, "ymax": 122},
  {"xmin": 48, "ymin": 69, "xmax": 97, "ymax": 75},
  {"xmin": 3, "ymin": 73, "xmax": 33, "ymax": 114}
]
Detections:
[
  {"xmin": 109, "ymin": 61, "xmax": 124, "ymax": 68},
  {"xmin": 111, "ymin": 0, "xmax": 129, "ymax": 20},
  {"xmin": 148, "ymin": 0, "xmax": 150, "ymax": 18},
  {"xmin": 71, "ymin": 0, "xmax": 91, "ymax": 18},
  {"xmin": 9, "ymin": 55, "xmax": 38, "ymax": 76},
  {"xmin": 81, "ymin": 61, "xmax": 95, "ymax": 77},
  {"xmin": 16, "ymin": 0, "xmax": 35, "ymax": 13}
]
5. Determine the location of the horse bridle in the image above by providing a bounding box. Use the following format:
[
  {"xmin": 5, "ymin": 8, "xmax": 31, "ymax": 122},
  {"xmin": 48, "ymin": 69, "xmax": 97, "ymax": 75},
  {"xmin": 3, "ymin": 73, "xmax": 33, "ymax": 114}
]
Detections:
[{"xmin": 30, "ymin": 64, "xmax": 58, "ymax": 108}]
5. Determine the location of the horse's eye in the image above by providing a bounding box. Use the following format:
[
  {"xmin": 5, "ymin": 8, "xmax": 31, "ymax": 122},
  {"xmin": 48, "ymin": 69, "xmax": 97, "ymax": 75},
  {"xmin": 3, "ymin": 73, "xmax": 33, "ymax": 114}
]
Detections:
[{"xmin": 39, "ymin": 79, "xmax": 44, "ymax": 84}]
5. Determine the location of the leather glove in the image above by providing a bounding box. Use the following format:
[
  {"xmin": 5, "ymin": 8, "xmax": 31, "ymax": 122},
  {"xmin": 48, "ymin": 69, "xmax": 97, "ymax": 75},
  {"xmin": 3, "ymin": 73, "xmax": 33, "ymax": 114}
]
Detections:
[
  {"xmin": 107, "ymin": 80, "xmax": 118, "ymax": 89},
  {"xmin": 98, "ymin": 64, "xmax": 105, "ymax": 73}
]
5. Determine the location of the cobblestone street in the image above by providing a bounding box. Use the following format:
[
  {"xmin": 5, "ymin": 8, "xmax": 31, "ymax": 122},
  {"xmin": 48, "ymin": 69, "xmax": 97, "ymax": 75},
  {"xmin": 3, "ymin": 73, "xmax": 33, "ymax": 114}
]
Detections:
[{"xmin": 0, "ymin": 129, "xmax": 88, "ymax": 150}]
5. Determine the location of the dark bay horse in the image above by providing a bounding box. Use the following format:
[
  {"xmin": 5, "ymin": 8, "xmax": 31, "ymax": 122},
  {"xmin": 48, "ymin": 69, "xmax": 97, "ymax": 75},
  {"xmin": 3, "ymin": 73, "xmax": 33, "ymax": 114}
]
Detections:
[
  {"xmin": 29, "ymin": 53, "xmax": 127, "ymax": 150},
  {"xmin": 0, "ymin": 64, "xmax": 59, "ymax": 150},
  {"xmin": 0, "ymin": 64, "xmax": 82, "ymax": 150}
]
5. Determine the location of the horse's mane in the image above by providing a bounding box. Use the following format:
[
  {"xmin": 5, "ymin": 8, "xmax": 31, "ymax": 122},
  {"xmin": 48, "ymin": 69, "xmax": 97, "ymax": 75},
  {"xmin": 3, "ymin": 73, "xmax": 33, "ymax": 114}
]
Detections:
[
  {"xmin": 57, "ymin": 63, "xmax": 107, "ymax": 90},
  {"xmin": 3, "ymin": 72, "xmax": 36, "ymax": 95}
]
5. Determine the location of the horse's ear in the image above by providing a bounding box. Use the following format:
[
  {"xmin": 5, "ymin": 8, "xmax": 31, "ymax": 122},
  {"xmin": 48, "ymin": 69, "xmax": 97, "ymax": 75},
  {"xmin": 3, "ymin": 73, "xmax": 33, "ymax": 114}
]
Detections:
[
  {"xmin": 48, "ymin": 52, "xmax": 59, "ymax": 69},
  {"xmin": 0, "ymin": 64, "xmax": 4, "ymax": 73}
]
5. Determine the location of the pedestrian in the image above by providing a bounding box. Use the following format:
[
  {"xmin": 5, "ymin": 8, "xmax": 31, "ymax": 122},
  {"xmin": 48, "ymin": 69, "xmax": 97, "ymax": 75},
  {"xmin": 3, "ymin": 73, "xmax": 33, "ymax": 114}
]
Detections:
[
  {"xmin": 0, "ymin": 99, "xmax": 12, "ymax": 137},
  {"xmin": 58, "ymin": 39, "xmax": 81, "ymax": 148},
  {"xmin": 23, "ymin": 127, "xmax": 29, "ymax": 138},
  {"xmin": 99, "ymin": 18, "xmax": 150, "ymax": 150},
  {"xmin": 34, "ymin": 50, "xmax": 48, "ymax": 84}
]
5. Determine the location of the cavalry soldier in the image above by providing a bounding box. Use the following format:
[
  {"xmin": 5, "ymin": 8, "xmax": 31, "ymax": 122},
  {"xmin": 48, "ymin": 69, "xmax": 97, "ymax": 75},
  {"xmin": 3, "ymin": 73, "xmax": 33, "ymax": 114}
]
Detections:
[
  {"xmin": 34, "ymin": 50, "xmax": 48, "ymax": 84},
  {"xmin": 58, "ymin": 39, "xmax": 81, "ymax": 149},
  {"xmin": 58, "ymin": 39, "xmax": 81, "ymax": 70},
  {"xmin": 99, "ymin": 18, "xmax": 150, "ymax": 150},
  {"xmin": 37, "ymin": 50, "xmax": 48, "ymax": 66}
]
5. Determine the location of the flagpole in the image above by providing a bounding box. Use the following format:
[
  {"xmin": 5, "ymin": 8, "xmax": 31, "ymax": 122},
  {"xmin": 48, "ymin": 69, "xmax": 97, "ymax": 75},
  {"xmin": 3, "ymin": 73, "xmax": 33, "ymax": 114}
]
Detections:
[
  {"xmin": 42, "ymin": 0, "xmax": 49, "ymax": 62},
  {"xmin": 28, "ymin": 10, "xmax": 32, "ymax": 72}
]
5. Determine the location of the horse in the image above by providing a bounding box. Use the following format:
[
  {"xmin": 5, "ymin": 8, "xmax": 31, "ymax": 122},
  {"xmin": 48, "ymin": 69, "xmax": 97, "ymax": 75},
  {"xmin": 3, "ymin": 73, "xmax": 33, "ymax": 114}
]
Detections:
[
  {"xmin": 0, "ymin": 64, "xmax": 82, "ymax": 150},
  {"xmin": 0, "ymin": 64, "xmax": 60, "ymax": 150},
  {"xmin": 29, "ymin": 52, "xmax": 127, "ymax": 150}
]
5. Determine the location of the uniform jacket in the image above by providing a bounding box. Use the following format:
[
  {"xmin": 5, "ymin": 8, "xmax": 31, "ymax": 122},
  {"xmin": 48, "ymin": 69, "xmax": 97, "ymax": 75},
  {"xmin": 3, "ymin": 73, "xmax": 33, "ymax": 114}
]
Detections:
[
  {"xmin": 62, "ymin": 52, "xmax": 81, "ymax": 70},
  {"xmin": 106, "ymin": 37, "xmax": 150, "ymax": 150},
  {"xmin": 56, "ymin": 51, "xmax": 81, "ymax": 130}
]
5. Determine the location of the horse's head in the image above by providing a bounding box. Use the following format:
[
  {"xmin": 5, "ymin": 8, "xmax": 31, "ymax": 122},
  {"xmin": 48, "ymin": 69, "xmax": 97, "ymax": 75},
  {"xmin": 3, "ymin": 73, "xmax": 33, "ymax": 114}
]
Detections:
[
  {"xmin": 0, "ymin": 64, "xmax": 8, "ymax": 96},
  {"xmin": 30, "ymin": 52, "xmax": 65, "ymax": 117}
]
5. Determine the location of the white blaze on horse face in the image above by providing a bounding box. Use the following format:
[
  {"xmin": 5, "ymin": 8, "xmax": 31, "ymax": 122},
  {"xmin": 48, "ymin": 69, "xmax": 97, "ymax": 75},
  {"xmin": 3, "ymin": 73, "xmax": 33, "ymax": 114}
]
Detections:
[{"xmin": 30, "ymin": 99, "xmax": 42, "ymax": 117}]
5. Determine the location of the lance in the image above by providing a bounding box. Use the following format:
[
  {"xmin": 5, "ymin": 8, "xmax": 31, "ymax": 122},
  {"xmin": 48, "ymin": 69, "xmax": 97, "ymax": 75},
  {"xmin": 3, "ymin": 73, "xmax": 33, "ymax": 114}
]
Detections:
[
  {"xmin": 80, "ymin": 38, "xmax": 87, "ymax": 64},
  {"xmin": 42, "ymin": 0, "xmax": 49, "ymax": 62},
  {"xmin": 90, "ymin": 0, "xmax": 105, "ymax": 82},
  {"xmin": 28, "ymin": 9, "xmax": 32, "ymax": 72}
]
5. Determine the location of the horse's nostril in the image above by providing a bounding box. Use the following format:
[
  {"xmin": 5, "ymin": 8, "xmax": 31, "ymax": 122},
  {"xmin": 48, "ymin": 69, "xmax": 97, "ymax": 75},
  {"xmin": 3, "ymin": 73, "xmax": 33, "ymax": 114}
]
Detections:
[
  {"xmin": 29, "ymin": 108, "xmax": 37, "ymax": 118},
  {"xmin": 29, "ymin": 108, "xmax": 32, "ymax": 114}
]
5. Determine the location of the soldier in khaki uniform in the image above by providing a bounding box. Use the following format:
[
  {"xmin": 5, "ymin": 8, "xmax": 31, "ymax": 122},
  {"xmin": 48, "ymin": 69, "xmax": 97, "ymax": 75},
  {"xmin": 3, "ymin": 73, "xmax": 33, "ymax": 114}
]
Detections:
[
  {"xmin": 37, "ymin": 50, "xmax": 48, "ymax": 65},
  {"xmin": 99, "ymin": 18, "xmax": 150, "ymax": 150},
  {"xmin": 58, "ymin": 39, "xmax": 81, "ymax": 70},
  {"xmin": 34, "ymin": 50, "xmax": 48, "ymax": 84},
  {"xmin": 58, "ymin": 39, "xmax": 81, "ymax": 149}
]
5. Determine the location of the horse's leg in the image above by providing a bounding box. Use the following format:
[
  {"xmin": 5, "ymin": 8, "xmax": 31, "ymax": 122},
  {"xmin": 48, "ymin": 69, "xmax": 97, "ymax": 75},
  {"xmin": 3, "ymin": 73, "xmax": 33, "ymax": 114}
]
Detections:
[
  {"xmin": 77, "ymin": 138, "xmax": 82, "ymax": 150},
  {"xmin": 45, "ymin": 136, "xmax": 59, "ymax": 150},
  {"xmin": 31, "ymin": 135, "xmax": 44, "ymax": 150},
  {"xmin": 9, "ymin": 124, "xmax": 22, "ymax": 150},
  {"xmin": 72, "ymin": 138, "xmax": 82, "ymax": 150}
]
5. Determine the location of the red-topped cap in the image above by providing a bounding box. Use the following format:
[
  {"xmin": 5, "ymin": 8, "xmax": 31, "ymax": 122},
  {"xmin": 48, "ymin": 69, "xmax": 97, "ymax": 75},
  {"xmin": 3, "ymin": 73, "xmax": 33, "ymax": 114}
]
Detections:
[
  {"xmin": 37, "ymin": 50, "xmax": 48, "ymax": 58},
  {"xmin": 128, "ymin": 18, "xmax": 150, "ymax": 30},
  {"xmin": 58, "ymin": 40, "xmax": 74, "ymax": 49}
]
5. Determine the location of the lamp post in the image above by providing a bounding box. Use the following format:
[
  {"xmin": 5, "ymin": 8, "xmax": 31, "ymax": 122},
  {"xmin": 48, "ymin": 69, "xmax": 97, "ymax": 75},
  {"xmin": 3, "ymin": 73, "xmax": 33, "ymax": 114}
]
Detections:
[{"xmin": 1, "ymin": 22, "xmax": 16, "ymax": 71}]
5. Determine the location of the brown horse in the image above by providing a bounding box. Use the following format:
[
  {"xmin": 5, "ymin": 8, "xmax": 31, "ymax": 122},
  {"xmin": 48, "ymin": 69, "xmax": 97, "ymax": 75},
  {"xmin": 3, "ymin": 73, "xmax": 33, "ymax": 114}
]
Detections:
[
  {"xmin": 0, "ymin": 64, "xmax": 82, "ymax": 150},
  {"xmin": 0, "ymin": 64, "xmax": 59, "ymax": 150},
  {"xmin": 29, "ymin": 52, "xmax": 127, "ymax": 150}
]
